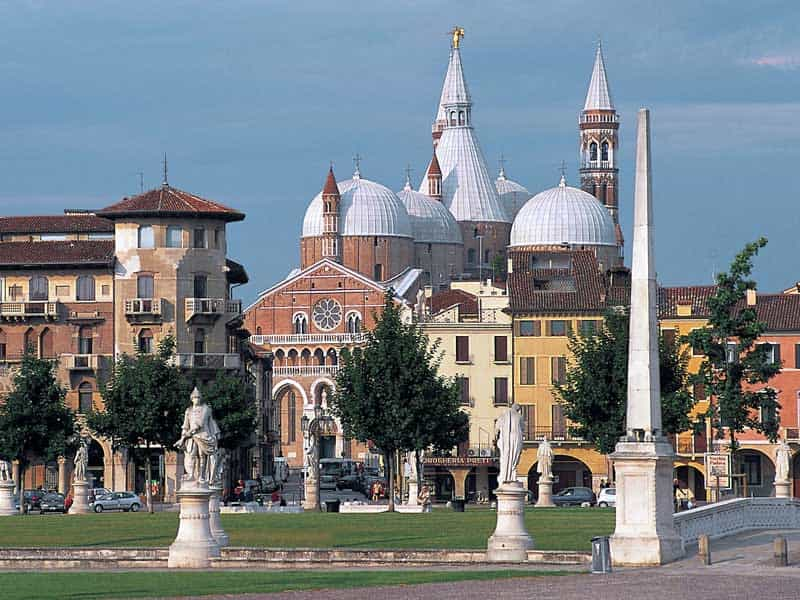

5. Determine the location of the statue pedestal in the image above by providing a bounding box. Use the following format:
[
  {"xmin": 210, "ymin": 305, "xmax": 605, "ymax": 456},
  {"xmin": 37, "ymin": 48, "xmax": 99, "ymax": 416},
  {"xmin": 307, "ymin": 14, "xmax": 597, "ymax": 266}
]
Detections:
[
  {"xmin": 407, "ymin": 480, "xmax": 419, "ymax": 506},
  {"xmin": 69, "ymin": 480, "xmax": 91, "ymax": 514},
  {"xmin": 775, "ymin": 480, "xmax": 791, "ymax": 499},
  {"xmin": 610, "ymin": 440, "xmax": 684, "ymax": 566},
  {"xmin": 303, "ymin": 477, "xmax": 320, "ymax": 511},
  {"xmin": 536, "ymin": 476, "xmax": 556, "ymax": 508},
  {"xmin": 0, "ymin": 480, "xmax": 17, "ymax": 516},
  {"xmin": 168, "ymin": 483, "xmax": 220, "ymax": 568},
  {"xmin": 208, "ymin": 486, "xmax": 229, "ymax": 547},
  {"xmin": 487, "ymin": 481, "xmax": 533, "ymax": 562}
]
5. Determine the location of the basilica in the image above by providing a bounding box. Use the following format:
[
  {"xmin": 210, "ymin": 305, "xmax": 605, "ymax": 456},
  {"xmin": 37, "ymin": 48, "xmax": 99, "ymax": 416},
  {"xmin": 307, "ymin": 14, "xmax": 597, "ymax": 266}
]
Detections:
[{"xmin": 244, "ymin": 31, "xmax": 624, "ymax": 469}]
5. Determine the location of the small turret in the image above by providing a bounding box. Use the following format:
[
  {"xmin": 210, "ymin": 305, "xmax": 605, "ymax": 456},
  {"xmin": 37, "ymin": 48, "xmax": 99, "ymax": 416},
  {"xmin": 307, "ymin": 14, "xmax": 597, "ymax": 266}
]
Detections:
[
  {"xmin": 321, "ymin": 166, "xmax": 340, "ymax": 260},
  {"xmin": 426, "ymin": 151, "xmax": 442, "ymax": 201}
]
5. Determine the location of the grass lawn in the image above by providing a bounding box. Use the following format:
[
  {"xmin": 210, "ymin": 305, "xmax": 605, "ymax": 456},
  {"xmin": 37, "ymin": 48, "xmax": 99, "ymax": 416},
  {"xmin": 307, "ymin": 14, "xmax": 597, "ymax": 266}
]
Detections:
[
  {"xmin": 0, "ymin": 507, "xmax": 613, "ymax": 551},
  {"xmin": 0, "ymin": 569, "xmax": 573, "ymax": 600}
]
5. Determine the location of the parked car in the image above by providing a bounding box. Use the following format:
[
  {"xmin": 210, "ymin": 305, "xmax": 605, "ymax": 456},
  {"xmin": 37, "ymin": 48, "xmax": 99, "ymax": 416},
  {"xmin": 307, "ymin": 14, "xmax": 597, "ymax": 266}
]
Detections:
[
  {"xmin": 552, "ymin": 486, "xmax": 596, "ymax": 507},
  {"xmin": 597, "ymin": 487, "xmax": 616, "ymax": 508},
  {"xmin": 39, "ymin": 492, "xmax": 67, "ymax": 514},
  {"xmin": 23, "ymin": 489, "xmax": 46, "ymax": 512},
  {"xmin": 89, "ymin": 487, "xmax": 111, "ymax": 503},
  {"xmin": 90, "ymin": 491, "xmax": 141, "ymax": 513}
]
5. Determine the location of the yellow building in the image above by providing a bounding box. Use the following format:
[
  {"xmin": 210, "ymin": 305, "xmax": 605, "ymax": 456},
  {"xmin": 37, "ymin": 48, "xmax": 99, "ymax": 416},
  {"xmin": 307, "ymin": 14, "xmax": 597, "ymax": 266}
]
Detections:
[
  {"xmin": 419, "ymin": 281, "xmax": 511, "ymax": 501},
  {"xmin": 507, "ymin": 249, "xmax": 629, "ymax": 494}
]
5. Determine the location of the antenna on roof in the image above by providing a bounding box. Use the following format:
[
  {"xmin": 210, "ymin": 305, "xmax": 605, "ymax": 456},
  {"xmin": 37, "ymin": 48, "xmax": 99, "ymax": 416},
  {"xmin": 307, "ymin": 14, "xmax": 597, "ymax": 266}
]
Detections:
[
  {"xmin": 162, "ymin": 153, "xmax": 169, "ymax": 188},
  {"xmin": 137, "ymin": 171, "xmax": 144, "ymax": 193}
]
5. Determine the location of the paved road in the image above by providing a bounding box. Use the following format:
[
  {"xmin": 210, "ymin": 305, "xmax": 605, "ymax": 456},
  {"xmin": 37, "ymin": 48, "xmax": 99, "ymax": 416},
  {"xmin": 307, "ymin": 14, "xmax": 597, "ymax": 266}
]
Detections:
[{"xmin": 197, "ymin": 529, "xmax": 800, "ymax": 600}]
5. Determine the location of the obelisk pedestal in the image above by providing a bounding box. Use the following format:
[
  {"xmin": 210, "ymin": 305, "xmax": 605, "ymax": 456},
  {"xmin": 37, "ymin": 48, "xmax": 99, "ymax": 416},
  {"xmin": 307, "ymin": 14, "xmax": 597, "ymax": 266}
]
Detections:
[
  {"xmin": 487, "ymin": 482, "xmax": 533, "ymax": 562},
  {"xmin": 535, "ymin": 476, "xmax": 555, "ymax": 508},
  {"xmin": 168, "ymin": 484, "xmax": 220, "ymax": 568},
  {"xmin": 69, "ymin": 480, "xmax": 91, "ymax": 514},
  {"xmin": 775, "ymin": 479, "xmax": 791, "ymax": 499},
  {"xmin": 407, "ymin": 479, "xmax": 419, "ymax": 506},
  {"xmin": 304, "ymin": 476, "xmax": 320, "ymax": 511},
  {"xmin": 0, "ymin": 480, "xmax": 17, "ymax": 516},
  {"xmin": 208, "ymin": 485, "xmax": 229, "ymax": 547}
]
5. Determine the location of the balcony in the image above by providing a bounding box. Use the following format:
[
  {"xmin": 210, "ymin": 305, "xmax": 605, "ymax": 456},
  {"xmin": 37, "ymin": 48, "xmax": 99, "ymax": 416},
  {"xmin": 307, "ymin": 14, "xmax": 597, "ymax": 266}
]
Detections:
[
  {"xmin": 525, "ymin": 426, "xmax": 584, "ymax": 443},
  {"xmin": 185, "ymin": 298, "xmax": 242, "ymax": 322},
  {"xmin": 124, "ymin": 298, "xmax": 163, "ymax": 322},
  {"xmin": 173, "ymin": 353, "xmax": 241, "ymax": 370},
  {"xmin": 62, "ymin": 354, "xmax": 111, "ymax": 371},
  {"xmin": 249, "ymin": 333, "xmax": 367, "ymax": 346},
  {"xmin": 273, "ymin": 365, "xmax": 341, "ymax": 377},
  {"xmin": 0, "ymin": 300, "xmax": 59, "ymax": 321}
]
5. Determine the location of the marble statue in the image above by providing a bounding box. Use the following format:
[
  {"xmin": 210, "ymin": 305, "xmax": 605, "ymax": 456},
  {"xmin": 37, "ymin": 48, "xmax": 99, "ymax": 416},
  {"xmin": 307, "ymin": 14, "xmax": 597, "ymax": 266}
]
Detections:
[
  {"xmin": 495, "ymin": 403, "xmax": 523, "ymax": 484},
  {"xmin": 0, "ymin": 459, "xmax": 11, "ymax": 481},
  {"xmin": 776, "ymin": 440, "xmax": 791, "ymax": 483},
  {"xmin": 407, "ymin": 450, "xmax": 419, "ymax": 482},
  {"xmin": 212, "ymin": 448, "xmax": 228, "ymax": 487},
  {"xmin": 175, "ymin": 387, "xmax": 221, "ymax": 484},
  {"xmin": 305, "ymin": 420, "xmax": 320, "ymax": 481},
  {"xmin": 73, "ymin": 438, "xmax": 88, "ymax": 483},
  {"xmin": 537, "ymin": 437, "xmax": 554, "ymax": 481}
]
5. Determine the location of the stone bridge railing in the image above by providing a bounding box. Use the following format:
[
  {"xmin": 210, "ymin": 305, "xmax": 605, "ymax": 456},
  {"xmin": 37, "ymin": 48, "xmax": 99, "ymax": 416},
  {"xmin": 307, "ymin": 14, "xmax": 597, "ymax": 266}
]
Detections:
[{"xmin": 674, "ymin": 497, "xmax": 800, "ymax": 545}]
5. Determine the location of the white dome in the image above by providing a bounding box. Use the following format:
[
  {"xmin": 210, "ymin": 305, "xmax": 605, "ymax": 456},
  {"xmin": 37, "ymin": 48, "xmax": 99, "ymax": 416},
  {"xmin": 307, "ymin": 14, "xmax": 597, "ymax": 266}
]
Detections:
[
  {"xmin": 510, "ymin": 177, "xmax": 616, "ymax": 248},
  {"xmin": 397, "ymin": 183, "xmax": 463, "ymax": 244},
  {"xmin": 495, "ymin": 172, "xmax": 532, "ymax": 220},
  {"xmin": 302, "ymin": 174, "xmax": 413, "ymax": 238}
]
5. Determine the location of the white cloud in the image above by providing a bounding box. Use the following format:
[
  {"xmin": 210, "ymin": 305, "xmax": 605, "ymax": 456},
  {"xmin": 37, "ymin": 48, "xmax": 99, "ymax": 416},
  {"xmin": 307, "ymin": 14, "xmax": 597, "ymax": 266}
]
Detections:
[{"xmin": 747, "ymin": 54, "xmax": 800, "ymax": 69}]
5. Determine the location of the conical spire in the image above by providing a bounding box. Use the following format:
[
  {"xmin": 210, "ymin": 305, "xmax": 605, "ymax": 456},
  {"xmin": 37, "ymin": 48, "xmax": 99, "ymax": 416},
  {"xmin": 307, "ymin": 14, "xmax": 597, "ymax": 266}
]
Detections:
[
  {"xmin": 426, "ymin": 150, "xmax": 442, "ymax": 201},
  {"xmin": 584, "ymin": 41, "xmax": 614, "ymax": 111},
  {"xmin": 322, "ymin": 165, "xmax": 339, "ymax": 196},
  {"xmin": 435, "ymin": 31, "xmax": 471, "ymax": 124},
  {"xmin": 626, "ymin": 108, "xmax": 661, "ymax": 439}
]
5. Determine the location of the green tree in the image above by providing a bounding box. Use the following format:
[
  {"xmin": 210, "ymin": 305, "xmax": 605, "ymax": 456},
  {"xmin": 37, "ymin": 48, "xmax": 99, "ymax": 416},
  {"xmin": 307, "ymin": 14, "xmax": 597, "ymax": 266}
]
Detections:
[
  {"xmin": 331, "ymin": 291, "xmax": 468, "ymax": 511},
  {"xmin": 201, "ymin": 370, "xmax": 257, "ymax": 484},
  {"xmin": 0, "ymin": 349, "xmax": 75, "ymax": 513},
  {"xmin": 88, "ymin": 337, "xmax": 189, "ymax": 512},
  {"xmin": 491, "ymin": 254, "xmax": 507, "ymax": 281},
  {"xmin": 555, "ymin": 310, "xmax": 696, "ymax": 454},
  {"xmin": 686, "ymin": 238, "xmax": 780, "ymax": 455}
]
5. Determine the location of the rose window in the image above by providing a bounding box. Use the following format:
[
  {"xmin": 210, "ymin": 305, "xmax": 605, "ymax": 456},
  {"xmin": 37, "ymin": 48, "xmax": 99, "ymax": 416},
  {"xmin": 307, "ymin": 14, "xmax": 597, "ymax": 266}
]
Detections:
[{"xmin": 312, "ymin": 298, "xmax": 342, "ymax": 331}]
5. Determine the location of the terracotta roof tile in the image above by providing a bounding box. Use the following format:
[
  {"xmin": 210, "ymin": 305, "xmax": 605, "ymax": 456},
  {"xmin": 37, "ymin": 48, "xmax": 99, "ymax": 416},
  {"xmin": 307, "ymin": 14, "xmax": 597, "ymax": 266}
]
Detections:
[
  {"xmin": 427, "ymin": 151, "xmax": 442, "ymax": 177},
  {"xmin": 0, "ymin": 215, "xmax": 113, "ymax": 235},
  {"xmin": 0, "ymin": 241, "xmax": 114, "ymax": 268},
  {"xmin": 322, "ymin": 167, "xmax": 340, "ymax": 196},
  {"xmin": 98, "ymin": 186, "xmax": 244, "ymax": 222},
  {"xmin": 657, "ymin": 286, "xmax": 717, "ymax": 319},
  {"xmin": 738, "ymin": 294, "xmax": 800, "ymax": 331},
  {"xmin": 428, "ymin": 288, "xmax": 478, "ymax": 316}
]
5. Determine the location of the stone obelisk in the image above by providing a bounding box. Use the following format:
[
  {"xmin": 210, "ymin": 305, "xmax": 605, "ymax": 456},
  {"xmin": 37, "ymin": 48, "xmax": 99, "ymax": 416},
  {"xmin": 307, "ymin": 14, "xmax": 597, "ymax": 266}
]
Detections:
[{"xmin": 609, "ymin": 109, "xmax": 684, "ymax": 566}]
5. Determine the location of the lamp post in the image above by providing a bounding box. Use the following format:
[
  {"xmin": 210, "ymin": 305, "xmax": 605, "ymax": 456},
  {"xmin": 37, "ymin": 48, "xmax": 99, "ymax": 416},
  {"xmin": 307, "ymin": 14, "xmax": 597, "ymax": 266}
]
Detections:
[{"xmin": 301, "ymin": 404, "xmax": 333, "ymax": 511}]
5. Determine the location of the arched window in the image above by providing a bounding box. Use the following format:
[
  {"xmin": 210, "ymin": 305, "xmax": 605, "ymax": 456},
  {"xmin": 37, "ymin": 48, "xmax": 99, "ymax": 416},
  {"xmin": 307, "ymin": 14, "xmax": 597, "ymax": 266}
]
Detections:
[
  {"xmin": 274, "ymin": 349, "xmax": 285, "ymax": 367},
  {"xmin": 256, "ymin": 326, "xmax": 262, "ymax": 335},
  {"xmin": 287, "ymin": 349, "xmax": 298, "ymax": 366},
  {"xmin": 194, "ymin": 328, "xmax": 206, "ymax": 354},
  {"xmin": 138, "ymin": 225, "xmax": 154, "ymax": 249},
  {"xmin": 293, "ymin": 313, "xmax": 308, "ymax": 334},
  {"xmin": 78, "ymin": 382, "xmax": 93, "ymax": 414},
  {"xmin": 601, "ymin": 141, "xmax": 609, "ymax": 162},
  {"xmin": 78, "ymin": 326, "xmax": 93, "ymax": 355},
  {"xmin": 458, "ymin": 111, "xmax": 465, "ymax": 125},
  {"xmin": 29, "ymin": 275, "xmax": 48, "ymax": 301},
  {"xmin": 286, "ymin": 391, "xmax": 297, "ymax": 443},
  {"xmin": 40, "ymin": 327, "xmax": 54, "ymax": 358},
  {"xmin": 138, "ymin": 328, "xmax": 153, "ymax": 354},
  {"xmin": 327, "ymin": 348, "xmax": 338, "ymax": 366},
  {"xmin": 467, "ymin": 248, "xmax": 476, "ymax": 264},
  {"xmin": 300, "ymin": 348, "xmax": 311, "ymax": 366},
  {"xmin": 76, "ymin": 275, "xmax": 95, "ymax": 301},
  {"xmin": 450, "ymin": 111, "xmax": 456, "ymax": 126},
  {"xmin": 589, "ymin": 142, "xmax": 598, "ymax": 162},
  {"xmin": 346, "ymin": 312, "xmax": 362, "ymax": 334},
  {"xmin": 0, "ymin": 328, "xmax": 6, "ymax": 360},
  {"xmin": 24, "ymin": 327, "xmax": 37, "ymax": 355},
  {"xmin": 314, "ymin": 348, "xmax": 325, "ymax": 365}
]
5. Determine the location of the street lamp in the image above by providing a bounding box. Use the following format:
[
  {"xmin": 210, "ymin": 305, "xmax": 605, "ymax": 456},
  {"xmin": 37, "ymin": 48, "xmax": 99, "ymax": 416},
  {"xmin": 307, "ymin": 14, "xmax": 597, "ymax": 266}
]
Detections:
[{"xmin": 302, "ymin": 403, "xmax": 334, "ymax": 511}]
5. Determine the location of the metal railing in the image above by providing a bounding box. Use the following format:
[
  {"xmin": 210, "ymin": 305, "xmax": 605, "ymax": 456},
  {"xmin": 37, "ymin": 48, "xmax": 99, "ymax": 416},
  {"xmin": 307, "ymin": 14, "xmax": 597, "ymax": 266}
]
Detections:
[
  {"xmin": 250, "ymin": 333, "xmax": 366, "ymax": 346},
  {"xmin": 0, "ymin": 300, "xmax": 59, "ymax": 319},
  {"xmin": 124, "ymin": 298, "xmax": 162, "ymax": 316},
  {"xmin": 273, "ymin": 365, "xmax": 340, "ymax": 377},
  {"xmin": 172, "ymin": 353, "xmax": 241, "ymax": 370},
  {"xmin": 524, "ymin": 426, "xmax": 583, "ymax": 442},
  {"xmin": 185, "ymin": 298, "xmax": 242, "ymax": 318}
]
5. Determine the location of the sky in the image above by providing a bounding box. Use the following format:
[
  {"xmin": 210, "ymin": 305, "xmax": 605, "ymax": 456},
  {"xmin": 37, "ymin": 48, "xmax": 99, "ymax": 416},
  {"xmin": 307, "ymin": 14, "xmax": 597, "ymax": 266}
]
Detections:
[{"xmin": 1, "ymin": 0, "xmax": 798, "ymax": 303}]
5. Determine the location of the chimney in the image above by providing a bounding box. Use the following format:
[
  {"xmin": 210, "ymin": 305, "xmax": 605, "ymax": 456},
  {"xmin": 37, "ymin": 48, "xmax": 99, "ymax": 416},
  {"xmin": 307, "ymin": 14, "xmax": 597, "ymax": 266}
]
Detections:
[{"xmin": 746, "ymin": 288, "xmax": 757, "ymax": 306}]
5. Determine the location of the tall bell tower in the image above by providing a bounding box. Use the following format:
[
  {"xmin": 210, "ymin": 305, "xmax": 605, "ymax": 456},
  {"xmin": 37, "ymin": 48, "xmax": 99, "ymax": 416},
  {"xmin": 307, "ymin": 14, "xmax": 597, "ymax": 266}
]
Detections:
[{"xmin": 579, "ymin": 41, "xmax": 623, "ymax": 260}]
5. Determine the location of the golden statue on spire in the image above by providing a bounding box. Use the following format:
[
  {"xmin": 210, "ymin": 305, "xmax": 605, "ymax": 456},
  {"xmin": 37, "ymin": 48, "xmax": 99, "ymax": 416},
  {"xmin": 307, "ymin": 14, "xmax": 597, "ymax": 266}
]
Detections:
[{"xmin": 450, "ymin": 26, "xmax": 465, "ymax": 49}]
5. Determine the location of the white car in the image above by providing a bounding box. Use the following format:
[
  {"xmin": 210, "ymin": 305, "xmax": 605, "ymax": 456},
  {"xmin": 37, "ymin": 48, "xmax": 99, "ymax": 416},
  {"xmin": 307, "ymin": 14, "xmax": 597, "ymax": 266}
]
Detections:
[{"xmin": 597, "ymin": 487, "xmax": 616, "ymax": 508}]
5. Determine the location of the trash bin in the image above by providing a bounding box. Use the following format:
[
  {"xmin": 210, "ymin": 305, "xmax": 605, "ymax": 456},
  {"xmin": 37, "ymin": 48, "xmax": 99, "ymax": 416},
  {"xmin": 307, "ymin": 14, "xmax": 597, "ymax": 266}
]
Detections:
[
  {"xmin": 591, "ymin": 536, "xmax": 612, "ymax": 573},
  {"xmin": 451, "ymin": 498, "xmax": 465, "ymax": 512},
  {"xmin": 325, "ymin": 499, "xmax": 340, "ymax": 513}
]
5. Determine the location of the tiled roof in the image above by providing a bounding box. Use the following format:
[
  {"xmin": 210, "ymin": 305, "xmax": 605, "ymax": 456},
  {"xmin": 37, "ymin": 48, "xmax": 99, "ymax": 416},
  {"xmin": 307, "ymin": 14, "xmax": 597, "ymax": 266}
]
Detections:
[
  {"xmin": 0, "ymin": 215, "xmax": 113, "ymax": 234},
  {"xmin": 739, "ymin": 294, "xmax": 800, "ymax": 332},
  {"xmin": 658, "ymin": 286, "xmax": 717, "ymax": 319},
  {"xmin": 322, "ymin": 167, "xmax": 339, "ymax": 196},
  {"xmin": 428, "ymin": 288, "xmax": 478, "ymax": 316},
  {"xmin": 99, "ymin": 186, "xmax": 244, "ymax": 222},
  {"xmin": 0, "ymin": 241, "xmax": 114, "ymax": 268},
  {"xmin": 508, "ymin": 250, "xmax": 611, "ymax": 313}
]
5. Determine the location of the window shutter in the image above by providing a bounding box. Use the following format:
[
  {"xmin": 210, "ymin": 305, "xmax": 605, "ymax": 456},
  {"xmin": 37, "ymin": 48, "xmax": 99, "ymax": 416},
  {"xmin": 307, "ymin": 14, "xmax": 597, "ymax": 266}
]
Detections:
[
  {"xmin": 796, "ymin": 344, "xmax": 800, "ymax": 369},
  {"xmin": 552, "ymin": 404, "xmax": 565, "ymax": 436},
  {"xmin": 494, "ymin": 377, "xmax": 508, "ymax": 405},
  {"xmin": 533, "ymin": 320, "xmax": 542, "ymax": 336},
  {"xmin": 773, "ymin": 343, "xmax": 781, "ymax": 365},
  {"xmin": 494, "ymin": 336, "xmax": 507, "ymax": 362},
  {"xmin": 521, "ymin": 405, "xmax": 535, "ymax": 439},
  {"xmin": 459, "ymin": 377, "xmax": 470, "ymax": 406},
  {"xmin": 456, "ymin": 336, "xmax": 469, "ymax": 362}
]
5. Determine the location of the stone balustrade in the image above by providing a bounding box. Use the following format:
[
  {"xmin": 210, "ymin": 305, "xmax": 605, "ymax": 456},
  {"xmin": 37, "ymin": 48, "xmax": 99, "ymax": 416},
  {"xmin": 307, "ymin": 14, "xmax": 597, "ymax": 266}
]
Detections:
[{"xmin": 673, "ymin": 497, "xmax": 800, "ymax": 545}]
